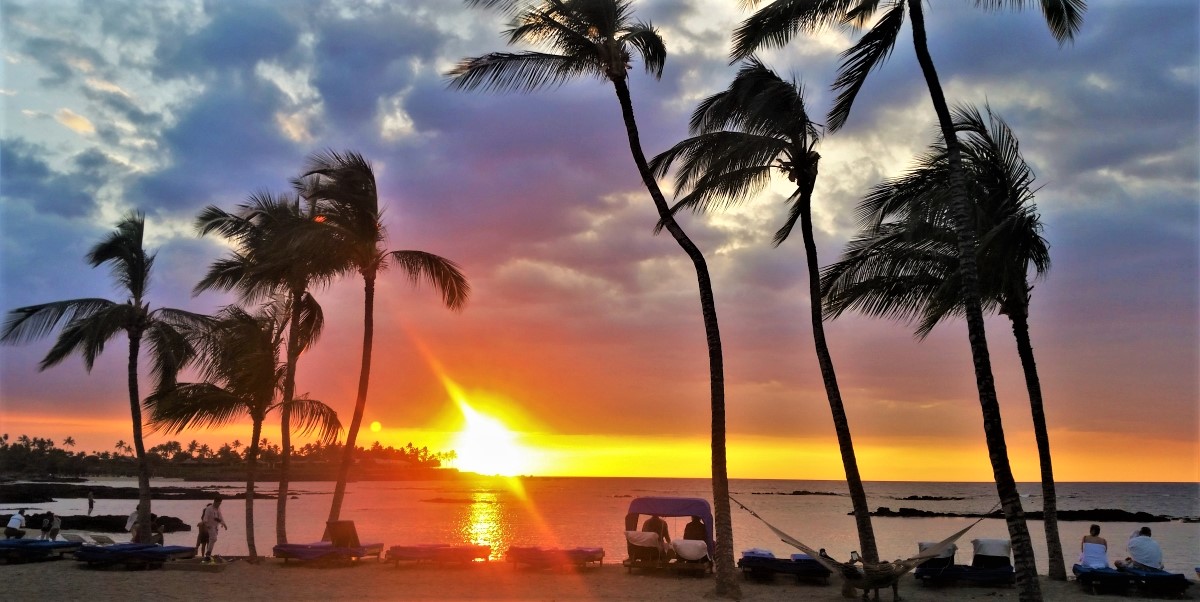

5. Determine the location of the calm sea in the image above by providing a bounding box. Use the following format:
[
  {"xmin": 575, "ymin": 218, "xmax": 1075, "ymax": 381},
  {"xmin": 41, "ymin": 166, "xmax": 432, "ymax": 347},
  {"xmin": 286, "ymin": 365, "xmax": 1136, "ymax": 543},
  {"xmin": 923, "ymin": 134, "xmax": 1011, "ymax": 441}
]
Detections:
[{"xmin": 20, "ymin": 477, "xmax": 1200, "ymax": 575}]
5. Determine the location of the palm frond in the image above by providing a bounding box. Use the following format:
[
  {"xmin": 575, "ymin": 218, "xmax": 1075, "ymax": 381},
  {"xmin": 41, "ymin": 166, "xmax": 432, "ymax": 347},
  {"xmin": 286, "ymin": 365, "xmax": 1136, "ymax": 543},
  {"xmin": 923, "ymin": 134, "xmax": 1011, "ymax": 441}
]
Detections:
[
  {"xmin": 622, "ymin": 21, "xmax": 666, "ymax": 78},
  {"xmin": 447, "ymin": 52, "xmax": 600, "ymax": 92},
  {"xmin": 827, "ymin": 0, "xmax": 905, "ymax": 132},
  {"xmin": 386, "ymin": 251, "xmax": 471, "ymax": 311},
  {"xmin": 973, "ymin": 0, "xmax": 1084, "ymax": 43},
  {"xmin": 142, "ymin": 319, "xmax": 197, "ymax": 393},
  {"xmin": 1, "ymin": 299, "xmax": 115, "ymax": 345},
  {"xmin": 87, "ymin": 211, "xmax": 153, "ymax": 302},
  {"xmin": 144, "ymin": 383, "xmax": 247, "ymax": 434},
  {"xmin": 40, "ymin": 303, "xmax": 135, "ymax": 371},
  {"xmin": 282, "ymin": 396, "xmax": 342, "ymax": 444},
  {"xmin": 731, "ymin": 0, "xmax": 862, "ymax": 61}
]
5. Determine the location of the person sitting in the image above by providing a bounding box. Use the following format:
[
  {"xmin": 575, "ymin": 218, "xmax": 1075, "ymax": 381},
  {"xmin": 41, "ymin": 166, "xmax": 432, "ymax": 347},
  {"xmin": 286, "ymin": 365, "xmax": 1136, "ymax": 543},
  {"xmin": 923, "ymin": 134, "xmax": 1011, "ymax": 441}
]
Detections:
[
  {"xmin": 1078, "ymin": 524, "xmax": 1109, "ymax": 568},
  {"xmin": 641, "ymin": 515, "xmax": 670, "ymax": 555},
  {"xmin": 1115, "ymin": 526, "xmax": 1163, "ymax": 570},
  {"xmin": 683, "ymin": 516, "xmax": 705, "ymax": 541}
]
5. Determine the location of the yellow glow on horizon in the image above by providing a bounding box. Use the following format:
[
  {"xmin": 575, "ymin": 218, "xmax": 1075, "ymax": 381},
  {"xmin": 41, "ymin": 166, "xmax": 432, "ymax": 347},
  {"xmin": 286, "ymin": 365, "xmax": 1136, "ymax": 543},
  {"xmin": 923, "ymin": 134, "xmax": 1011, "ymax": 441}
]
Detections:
[
  {"xmin": 370, "ymin": 421, "xmax": 382, "ymax": 433},
  {"xmin": 439, "ymin": 377, "xmax": 536, "ymax": 477}
]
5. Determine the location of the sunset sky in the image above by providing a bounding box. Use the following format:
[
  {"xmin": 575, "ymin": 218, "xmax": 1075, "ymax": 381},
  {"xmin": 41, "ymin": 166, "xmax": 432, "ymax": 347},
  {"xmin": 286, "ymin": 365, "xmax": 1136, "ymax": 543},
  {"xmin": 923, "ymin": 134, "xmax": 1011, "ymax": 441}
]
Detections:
[{"xmin": 1, "ymin": 0, "xmax": 1196, "ymax": 482}]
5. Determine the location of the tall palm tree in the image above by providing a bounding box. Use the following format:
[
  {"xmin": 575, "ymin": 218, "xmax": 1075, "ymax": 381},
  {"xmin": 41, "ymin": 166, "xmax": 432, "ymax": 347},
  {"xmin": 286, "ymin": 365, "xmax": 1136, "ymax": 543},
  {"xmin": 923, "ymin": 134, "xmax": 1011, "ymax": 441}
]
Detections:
[
  {"xmin": 145, "ymin": 304, "xmax": 341, "ymax": 560},
  {"xmin": 293, "ymin": 149, "xmax": 470, "ymax": 527},
  {"xmin": 448, "ymin": 0, "xmax": 739, "ymax": 594},
  {"xmin": 1, "ymin": 212, "xmax": 207, "ymax": 543},
  {"xmin": 194, "ymin": 192, "xmax": 336, "ymax": 545},
  {"xmin": 648, "ymin": 57, "xmax": 879, "ymax": 563},
  {"xmin": 821, "ymin": 104, "xmax": 1064, "ymax": 579},
  {"xmin": 733, "ymin": 1, "xmax": 1084, "ymax": 594}
]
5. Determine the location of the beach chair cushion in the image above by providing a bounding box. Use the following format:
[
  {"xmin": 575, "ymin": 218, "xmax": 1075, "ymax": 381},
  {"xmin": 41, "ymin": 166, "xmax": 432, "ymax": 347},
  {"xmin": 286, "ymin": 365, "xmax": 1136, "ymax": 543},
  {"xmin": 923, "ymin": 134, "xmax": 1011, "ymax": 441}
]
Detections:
[
  {"xmin": 671, "ymin": 539, "xmax": 709, "ymax": 561},
  {"xmin": 971, "ymin": 538, "xmax": 1011, "ymax": 557}
]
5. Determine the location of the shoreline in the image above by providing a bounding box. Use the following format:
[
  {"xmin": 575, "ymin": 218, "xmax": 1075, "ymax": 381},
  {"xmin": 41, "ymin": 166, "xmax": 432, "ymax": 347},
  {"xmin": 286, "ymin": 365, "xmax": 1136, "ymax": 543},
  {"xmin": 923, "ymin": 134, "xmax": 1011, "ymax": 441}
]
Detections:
[{"xmin": 6, "ymin": 557, "xmax": 1186, "ymax": 601}]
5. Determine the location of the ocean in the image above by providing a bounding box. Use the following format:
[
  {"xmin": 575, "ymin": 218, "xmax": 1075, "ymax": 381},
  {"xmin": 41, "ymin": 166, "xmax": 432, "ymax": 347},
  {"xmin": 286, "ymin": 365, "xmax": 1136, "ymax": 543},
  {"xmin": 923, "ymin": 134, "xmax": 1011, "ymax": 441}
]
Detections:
[{"xmin": 20, "ymin": 477, "xmax": 1200, "ymax": 575}]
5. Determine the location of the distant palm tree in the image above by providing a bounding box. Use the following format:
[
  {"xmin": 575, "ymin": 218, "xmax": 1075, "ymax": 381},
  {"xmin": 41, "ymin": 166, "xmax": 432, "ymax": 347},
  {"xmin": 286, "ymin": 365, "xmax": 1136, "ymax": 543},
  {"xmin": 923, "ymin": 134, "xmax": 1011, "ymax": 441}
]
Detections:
[
  {"xmin": 449, "ymin": 0, "xmax": 738, "ymax": 594},
  {"xmin": 195, "ymin": 191, "xmax": 334, "ymax": 545},
  {"xmin": 293, "ymin": 149, "xmax": 470, "ymax": 526},
  {"xmin": 732, "ymin": 1, "xmax": 1084, "ymax": 593},
  {"xmin": 649, "ymin": 57, "xmax": 878, "ymax": 563},
  {"xmin": 821, "ymin": 105, "xmax": 1064, "ymax": 579},
  {"xmin": 146, "ymin": 305, "xmax": 341, "ymax": 560},
  {"xmin": 62, "ymin": 437, "xmax": 76, "ymax": 449},
  {"xmin": 1, "ymin": 212, "xmax": 207, "ymax": 543}
]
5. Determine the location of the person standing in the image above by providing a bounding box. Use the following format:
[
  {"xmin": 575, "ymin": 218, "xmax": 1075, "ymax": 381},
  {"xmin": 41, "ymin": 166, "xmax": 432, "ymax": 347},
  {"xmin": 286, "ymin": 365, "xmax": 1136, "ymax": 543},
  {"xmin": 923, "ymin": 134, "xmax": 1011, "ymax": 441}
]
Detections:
[
  {"xmin": 5, "ymin": 509, "xmax": 27, "ymax": 539},
  {"xmin": 40, "ymin": 512, "xmax": 55, "ymax": 540},
  {"xmin": 200, "ymin": 497, "xmax": 227, "ymax": 560},
  {"xmin": 48, "ymin": 513, "xmax": 61, "ymax": 541},
  {"xmin": 87, "ymin": 491, "xmax": 95, "ymax": 515}
]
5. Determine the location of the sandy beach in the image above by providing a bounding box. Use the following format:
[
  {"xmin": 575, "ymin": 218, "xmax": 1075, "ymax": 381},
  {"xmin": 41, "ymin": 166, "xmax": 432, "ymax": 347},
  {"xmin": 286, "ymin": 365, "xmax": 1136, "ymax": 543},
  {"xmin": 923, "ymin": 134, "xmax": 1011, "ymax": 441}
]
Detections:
[{"xmin": 3, "ymin": 557, "xmax": 1192, "ymax": 601}]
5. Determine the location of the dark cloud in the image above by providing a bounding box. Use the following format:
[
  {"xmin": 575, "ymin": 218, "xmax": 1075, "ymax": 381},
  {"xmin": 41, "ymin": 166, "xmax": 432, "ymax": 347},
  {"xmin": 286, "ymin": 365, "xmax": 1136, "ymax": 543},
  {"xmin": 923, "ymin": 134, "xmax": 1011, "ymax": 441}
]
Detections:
[
  {"xmin": 0, "ymin": 139, "xmax": 105, "ymax": 217},
  {"xmin": 153, "ymin": 2, "xmax": 301, "ymax": 77}
]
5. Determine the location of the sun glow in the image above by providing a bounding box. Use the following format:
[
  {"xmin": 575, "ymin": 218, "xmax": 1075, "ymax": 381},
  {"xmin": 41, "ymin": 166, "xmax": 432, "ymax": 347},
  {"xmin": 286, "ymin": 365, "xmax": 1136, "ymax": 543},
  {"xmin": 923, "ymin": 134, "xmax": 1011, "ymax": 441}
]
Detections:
[{"xmin": 451, "ymin": 400, "xmax": 532, "ymax": 476}]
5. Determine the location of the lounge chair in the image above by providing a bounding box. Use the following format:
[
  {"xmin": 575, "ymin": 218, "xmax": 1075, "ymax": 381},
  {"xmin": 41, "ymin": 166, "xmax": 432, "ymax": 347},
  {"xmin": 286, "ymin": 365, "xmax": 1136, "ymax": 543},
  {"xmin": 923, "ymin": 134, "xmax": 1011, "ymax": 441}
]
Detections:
[
  {"xmin": 620, "ymin": 497, "xmax": 716, "ymax": 575},
  {"xmin": 737, "ymin": 549, "xmax": 831, "ymax": 584},
  {"xmin": 273, "ymin": 520, "xmax": 383, "ymax": 565},
  {"xmin": 1072, "ymin": 564, "xmax": 1134, "ymax": 595},
  {"xmin": 89, "ymin": 534, "xmax": 118, "ymax": 545},
  {"xmin": 507, "ymin": 546, "xmax": 604, "ymax": 569},
  {"xmin": 1117, "ymin": 565, "xmax": 1192, "ymax": 597},
  {"xmin": 0, "ymin": 539, "xmax": 83, "ymax": 563},
  {"xmin": 60, "ymin": 533, "xmax": 87, "ymax": 544},
  {"xmin": 385, "ymin": 543, "xmax": 491, "ymax": 564},
  {"xmin": 74, "ymin": 543, "xmax": 194, "ymax": 569},
  {"xmin": 914, "ymin": 538, "xmax": 1015, "ymax": 587}
]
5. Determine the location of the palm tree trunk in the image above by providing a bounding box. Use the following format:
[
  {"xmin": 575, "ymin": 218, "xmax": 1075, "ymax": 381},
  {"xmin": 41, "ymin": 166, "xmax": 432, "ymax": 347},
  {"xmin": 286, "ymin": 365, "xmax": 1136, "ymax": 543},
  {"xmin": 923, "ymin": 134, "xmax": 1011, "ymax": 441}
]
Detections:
[
  {"xmin": 276, "ymin": 289, "xmax": 303, "ymax": 545},
  {"xmin": 126, "ymin": 327, "xmax": 153, "ymax": 545},
  {"xmin": 797, "ymin": 186, "xmax": 879, "ymax": 563},
  {"xmin": 611, "ymin": 76, "xmax": 740, "ymax": 599},
  {"xmin": 328, "ymin": 269, "xmax": 376, "ymax": 524},
  {"xmin": 246, "ymin": 417, "xmax": 263, "ymax": 560},
  {"xmin": 1007, "ymin": 291, "xmax": 1065, "ymax": 580},
  {"xmin": 908, "ymin": 2, "xmax": 1041, "ymax": 599}
]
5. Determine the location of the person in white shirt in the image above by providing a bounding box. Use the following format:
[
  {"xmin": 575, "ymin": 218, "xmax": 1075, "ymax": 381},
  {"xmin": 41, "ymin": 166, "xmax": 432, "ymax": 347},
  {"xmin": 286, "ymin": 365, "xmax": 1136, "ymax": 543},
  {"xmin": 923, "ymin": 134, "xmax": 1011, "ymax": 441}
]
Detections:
[
  {"xmin": 200, "ymin": 498, "xmax": 228, "ymax": 559},
  {"xmin": 5, "ymin": 509, "xmax": 27, "ymax": 539},
  {"xmin": 1116, "ymin": 526, "xmax": 1164, "ymax": 570}
]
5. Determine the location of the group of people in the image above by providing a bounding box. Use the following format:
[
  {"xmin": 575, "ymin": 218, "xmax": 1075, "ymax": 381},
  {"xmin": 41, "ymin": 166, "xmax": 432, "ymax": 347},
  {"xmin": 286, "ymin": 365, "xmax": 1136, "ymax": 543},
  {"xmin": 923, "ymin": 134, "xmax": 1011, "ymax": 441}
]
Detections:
[
  {"xmin": 4, "ymin": 509, "xmax": 62, "ymax": 541},
  {"xmin": 1078, "ymin": 524, "xmax": 1165, "ymax": 571}
]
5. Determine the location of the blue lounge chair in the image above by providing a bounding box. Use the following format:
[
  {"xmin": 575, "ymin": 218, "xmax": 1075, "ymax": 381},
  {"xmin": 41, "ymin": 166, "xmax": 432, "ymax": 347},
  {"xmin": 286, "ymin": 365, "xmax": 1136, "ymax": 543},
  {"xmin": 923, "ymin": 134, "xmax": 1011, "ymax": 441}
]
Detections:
[
  {"xmin": 0, "ymin": 539, "xmax": 83, "ymax": 563},
  {"xmin": 274, "ymin": 520, "xmax": 383, "ymax": 565},
  {"xmin": 386, "ymin": 543, "xmax": 491, "ymax": 564},
  {"xmin": 1118, "ymin": 565, "xmax": 1192, "ymax": 597},
  {"xmin": 74, "ymin": 543, "xmax": 194, "ymax": 569},
  {"xmin": 914, "ymin": 538, "xmax": 1015, "ymax": 587},
  {"xmin": 1072, "ymin": 564, "xmax": 1133, "ymax": 595},
  {"xmin": 506, "ymin": 546, "xmax": 604, "ymax": 569},
  {"xmin": 737, "ymin": 550, "xmax": 831, "ymax": 584}
]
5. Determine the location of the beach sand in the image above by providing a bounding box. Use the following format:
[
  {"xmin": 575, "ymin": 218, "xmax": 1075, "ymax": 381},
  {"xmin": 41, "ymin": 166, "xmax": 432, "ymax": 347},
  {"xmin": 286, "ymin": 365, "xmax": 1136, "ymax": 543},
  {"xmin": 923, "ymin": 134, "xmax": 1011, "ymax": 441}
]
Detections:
[{"xmin": 5, "ymin": 557, "xmax": 1191, "ymax": 601}]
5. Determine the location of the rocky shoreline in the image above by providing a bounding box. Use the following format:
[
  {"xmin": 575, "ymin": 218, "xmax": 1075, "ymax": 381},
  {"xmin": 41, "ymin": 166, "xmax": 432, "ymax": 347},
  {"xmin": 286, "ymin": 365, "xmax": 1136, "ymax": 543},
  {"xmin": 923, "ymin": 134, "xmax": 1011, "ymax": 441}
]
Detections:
[
  {"xmin": 0, "ymin": 482, "xmax": 276, "ymax": 504},
  {"xmin": 862, "ymin": 506, "xmax": 1191, "ymax": 522}
]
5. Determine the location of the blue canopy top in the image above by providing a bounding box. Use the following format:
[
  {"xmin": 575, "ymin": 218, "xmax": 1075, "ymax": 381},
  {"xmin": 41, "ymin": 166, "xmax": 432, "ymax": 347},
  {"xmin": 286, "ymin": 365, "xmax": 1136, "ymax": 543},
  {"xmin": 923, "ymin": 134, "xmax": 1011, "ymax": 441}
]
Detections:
[{"xmin": 625, "ymin": 496, "xmax": 714, "ymax": 555}]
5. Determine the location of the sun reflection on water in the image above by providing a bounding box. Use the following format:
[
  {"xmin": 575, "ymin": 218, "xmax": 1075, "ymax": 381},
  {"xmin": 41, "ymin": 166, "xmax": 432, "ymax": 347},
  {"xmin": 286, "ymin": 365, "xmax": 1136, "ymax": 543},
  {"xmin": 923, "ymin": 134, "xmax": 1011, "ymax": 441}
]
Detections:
[{"xmin": 460, "ymin": 491, "xmax": 504, "ymax": 558}]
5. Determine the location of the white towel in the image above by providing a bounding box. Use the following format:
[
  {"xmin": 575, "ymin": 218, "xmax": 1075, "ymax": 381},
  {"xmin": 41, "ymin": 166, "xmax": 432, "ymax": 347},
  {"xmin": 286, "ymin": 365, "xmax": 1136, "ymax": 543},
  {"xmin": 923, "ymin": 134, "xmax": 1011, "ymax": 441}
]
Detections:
[
  {"xmin": 1078, "ymin": 542, "xmax": 1109, "ymax": 569},
  {"xmin": 672, "ymin": 539, "xmax": 709, "ymax": 561}
]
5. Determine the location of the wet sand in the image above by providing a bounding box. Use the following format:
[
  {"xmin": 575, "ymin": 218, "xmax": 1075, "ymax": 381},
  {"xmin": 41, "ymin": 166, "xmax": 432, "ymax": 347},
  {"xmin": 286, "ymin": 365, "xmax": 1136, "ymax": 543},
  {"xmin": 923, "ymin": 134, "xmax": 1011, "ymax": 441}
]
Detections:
[{"xmin": 5, "ymin": 556, "xmax": 1188, "ymax": 601}]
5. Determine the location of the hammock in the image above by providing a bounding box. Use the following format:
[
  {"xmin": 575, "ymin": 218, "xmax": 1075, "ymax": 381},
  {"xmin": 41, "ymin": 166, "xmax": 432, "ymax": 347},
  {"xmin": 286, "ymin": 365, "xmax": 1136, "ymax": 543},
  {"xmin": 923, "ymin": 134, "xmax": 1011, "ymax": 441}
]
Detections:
[{"xmin": 730, "ymin": 495, "xmax": 993, "ymax": 594}]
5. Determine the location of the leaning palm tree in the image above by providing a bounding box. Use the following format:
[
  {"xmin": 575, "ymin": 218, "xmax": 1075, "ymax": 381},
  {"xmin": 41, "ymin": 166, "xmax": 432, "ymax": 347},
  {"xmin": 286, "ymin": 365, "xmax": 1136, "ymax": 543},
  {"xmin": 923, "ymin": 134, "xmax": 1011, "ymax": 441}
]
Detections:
[
  {"xmin": 448, "ymin": 0, "xmax": 739, "ymax": 594},
  {"xmin": 194, "ymin": 192, "xmax": 336, "ymax": 545},
  {"xmin": 822, "ymin": 105, "xmax": 1064, "ymax": 579},
  {"xmin": 146, "ymin": 304, "xmax": 341, "ymax": 560},
  {"xmin": 648, "ymin": 58, "xmax": 878, "ymax": 563},
  {"xmin": 1, "ymin": 212, "xmax": 208, "ymax": 543},
  {"xmin": 733, "ymin": 1, "xmax": 1085, "ymax": 593},
  {"xmin": 292, "ymin": 149, "xmax": 470, "ymax": 527}
]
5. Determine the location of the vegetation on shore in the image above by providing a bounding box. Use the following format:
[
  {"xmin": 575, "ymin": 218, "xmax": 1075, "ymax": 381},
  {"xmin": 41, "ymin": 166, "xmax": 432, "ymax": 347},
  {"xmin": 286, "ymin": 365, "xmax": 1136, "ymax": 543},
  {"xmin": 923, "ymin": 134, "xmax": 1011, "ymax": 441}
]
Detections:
[{"xmin": 0, "ymin": 433, "xmax": 456, "ymax": 482}]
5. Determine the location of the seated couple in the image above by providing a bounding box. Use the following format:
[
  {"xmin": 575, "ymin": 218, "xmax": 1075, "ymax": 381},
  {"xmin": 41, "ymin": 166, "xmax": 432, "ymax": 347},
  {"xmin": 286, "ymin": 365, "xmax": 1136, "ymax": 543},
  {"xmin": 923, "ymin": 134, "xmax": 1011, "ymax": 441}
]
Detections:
[{"xmin": 1078, "ymin": 524, "xmax": 1164, "ymax": 571}]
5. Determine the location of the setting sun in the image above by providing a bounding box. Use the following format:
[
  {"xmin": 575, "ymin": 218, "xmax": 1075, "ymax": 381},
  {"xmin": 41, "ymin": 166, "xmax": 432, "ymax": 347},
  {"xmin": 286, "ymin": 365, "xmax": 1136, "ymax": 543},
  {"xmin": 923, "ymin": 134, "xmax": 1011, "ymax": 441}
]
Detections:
[
  {"xmin": 451, "ymin": 400, "xmax": 532, "ymax": 476},
  {"xmin": 369, "ymin": 421, "xmax": 382, "ymax": 433}
]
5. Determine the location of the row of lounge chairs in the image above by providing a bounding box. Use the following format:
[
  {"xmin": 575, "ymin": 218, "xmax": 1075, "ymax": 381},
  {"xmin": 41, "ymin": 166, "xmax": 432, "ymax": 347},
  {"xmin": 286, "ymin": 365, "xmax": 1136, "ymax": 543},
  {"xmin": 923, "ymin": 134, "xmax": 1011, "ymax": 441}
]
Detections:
[{"xmin": 1073, "ymin": 563, "xmax": 1193, "ymax": 597}]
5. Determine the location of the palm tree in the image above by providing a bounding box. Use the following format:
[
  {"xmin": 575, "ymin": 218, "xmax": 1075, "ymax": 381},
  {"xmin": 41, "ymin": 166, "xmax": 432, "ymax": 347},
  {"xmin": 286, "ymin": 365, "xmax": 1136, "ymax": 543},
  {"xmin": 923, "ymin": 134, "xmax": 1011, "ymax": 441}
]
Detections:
[
  {"xmin": 821, "ymin": 104, "xmax": 1064, "ymax": 579},
  {"xmin": 195, "ymin": 192, "xmax": 335, "ymax": 545},
  {"xmin": 732, "ymin": 1, "xmax": 1084, "ymax": 594},
  {"xmin": 293, "ymin": 149, "xmax": 470, "ymax": 527},
  {"xmin": 0, "ymin": 212, "xmax": 207, "ymax": 543},
  {"xmin": 448, "ymin": 0, "xmax": 738, "ymax": 594},
  {"xmin": 62, "ymin": 437, "xmax": 76, "ymax": 449},
  {"xmin": 146, "ymin": 304, "xmax": 341, "ymax": 560},
  {"xmin": 648, "ymin": 57, "xmax": 879, "ymax": 563}
]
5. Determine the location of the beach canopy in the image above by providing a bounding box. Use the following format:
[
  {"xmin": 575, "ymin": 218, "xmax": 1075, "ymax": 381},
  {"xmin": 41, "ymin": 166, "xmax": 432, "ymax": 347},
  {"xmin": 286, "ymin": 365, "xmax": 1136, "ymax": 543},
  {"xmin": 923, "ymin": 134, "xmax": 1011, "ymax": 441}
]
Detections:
[{"xmin": 625, "ymin": 496, "xmax": 714, "ymax": 555}]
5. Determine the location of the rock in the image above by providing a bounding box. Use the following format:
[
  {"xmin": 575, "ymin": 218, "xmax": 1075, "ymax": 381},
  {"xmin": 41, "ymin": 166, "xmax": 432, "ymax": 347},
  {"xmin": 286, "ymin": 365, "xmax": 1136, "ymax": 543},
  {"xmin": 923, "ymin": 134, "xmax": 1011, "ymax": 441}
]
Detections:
[{"xmin": 0, "ymin": 483, "xmax": 275, "ymax": 504}]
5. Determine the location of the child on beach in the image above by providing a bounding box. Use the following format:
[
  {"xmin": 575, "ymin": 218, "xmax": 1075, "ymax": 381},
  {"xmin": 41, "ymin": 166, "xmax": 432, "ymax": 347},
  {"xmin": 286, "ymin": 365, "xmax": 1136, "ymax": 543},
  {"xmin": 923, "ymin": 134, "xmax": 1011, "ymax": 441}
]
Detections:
[{"xmin": 200, "ymin": 497, "xmax": 227, "ymax": 560}]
